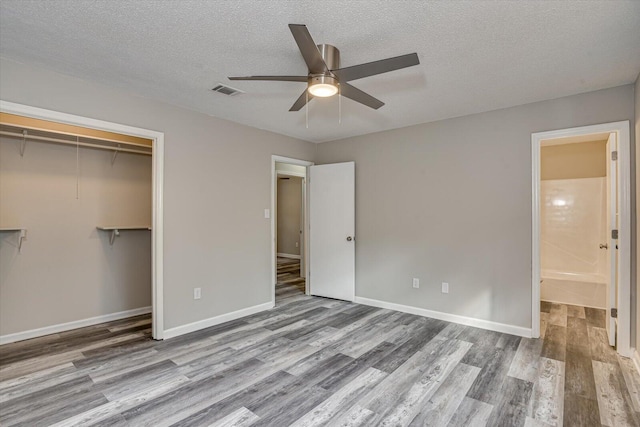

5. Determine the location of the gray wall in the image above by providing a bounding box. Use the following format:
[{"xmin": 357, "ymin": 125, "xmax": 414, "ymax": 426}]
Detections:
[
  {"xmin": 0, "ymin": 58, "xmax": 315, "ymax": 332},
  {"xmin": 316, "ymin": 85, "xmax": 635, "ymax": 329},
  {"xmin": 277, "ymin": 177, "xmax": 302, "ymax": 256},
  {"xmin": 0, "ymin": 136, "xmax": 152, "ymax": 335}
]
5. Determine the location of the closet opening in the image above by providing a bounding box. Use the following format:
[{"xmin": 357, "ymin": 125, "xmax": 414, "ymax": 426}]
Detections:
[{"xmin": 0, "ymin": 103, "xmax": 164, "ymax": 343}]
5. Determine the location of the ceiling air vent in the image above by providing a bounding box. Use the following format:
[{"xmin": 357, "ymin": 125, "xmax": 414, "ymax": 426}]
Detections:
[{"xmin": 211, "ymin": 84, "xmax": 244, "ymax": 96}]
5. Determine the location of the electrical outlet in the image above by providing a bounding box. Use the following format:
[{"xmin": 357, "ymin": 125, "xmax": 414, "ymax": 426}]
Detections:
[
  {"xmin": 442, "ymin": 282, "xmax": 449, "ymax": 294},
  {"xmin": 194, "ymin": 287, "xmax": 201, "ymax": 300},
  {"xmin": 412, "ymin": 278, "xmax": 420, "ymax": 289}
]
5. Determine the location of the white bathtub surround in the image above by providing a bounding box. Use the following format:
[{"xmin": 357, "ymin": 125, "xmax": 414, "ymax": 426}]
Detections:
[
  {"xmin": 541, "ymin": 177, "xmax": 607, "ymax": 277},
  {"xmin": 541, "ymin": 271, "xmax": 606, "ymax": 309},
  {"xmin": 540, "ymin": 177, "xmax": 607, "ymax": 308}
]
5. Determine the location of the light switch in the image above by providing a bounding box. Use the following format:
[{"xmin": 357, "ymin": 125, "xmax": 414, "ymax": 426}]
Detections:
[{"xmin": 264, "ymin": 209, "xmax": 270, "ymax": 219}]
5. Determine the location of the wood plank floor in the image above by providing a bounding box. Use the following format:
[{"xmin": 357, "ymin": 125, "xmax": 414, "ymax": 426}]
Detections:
[
  {"xmin": 1, "ymin": 263, "xmax": 639, "ymax": 426},
  {"xmin": 276, "ymin": 256, "xmax": 305, "ymax": 297}
]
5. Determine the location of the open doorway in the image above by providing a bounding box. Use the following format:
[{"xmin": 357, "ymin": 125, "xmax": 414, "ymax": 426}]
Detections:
[
  {"xmin": 276, "ymin": 166, "xmax": 306, "ymax": 302},
  {"xmin": 271, "ymin": 157, "xmax": 357, "ymax": 306},
  {"xmin": 531, "ymin": 121, "xmax": 631, "ymax": 357},
  {"xmin": 271, "ymin": 156, "xmax": 313, "ymax": 306}
]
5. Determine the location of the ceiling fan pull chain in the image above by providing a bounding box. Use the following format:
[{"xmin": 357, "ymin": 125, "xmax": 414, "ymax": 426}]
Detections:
[
  {"xmin": 305, "ymin": 90, "xmax": 309, "ymax": 129},
  {"xmin": 339, "ymin": 84, "xmax": 342, "ymax": 125}
]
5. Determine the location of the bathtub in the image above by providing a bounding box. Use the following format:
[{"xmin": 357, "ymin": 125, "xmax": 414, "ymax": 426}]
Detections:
[{"xmin": 540, "ymin": 270, "xmax": 606, "ymax": 309}]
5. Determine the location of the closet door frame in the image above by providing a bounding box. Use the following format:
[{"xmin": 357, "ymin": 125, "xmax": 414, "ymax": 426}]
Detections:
[{"xmin": 0, "ymin": 100, "xmax": 166, "ymax": 340}]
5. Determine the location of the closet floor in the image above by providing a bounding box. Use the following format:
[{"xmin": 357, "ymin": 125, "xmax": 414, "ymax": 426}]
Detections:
[{"xmin": 1, "ymin": 300, "xmax": 639, "ymax": 425}]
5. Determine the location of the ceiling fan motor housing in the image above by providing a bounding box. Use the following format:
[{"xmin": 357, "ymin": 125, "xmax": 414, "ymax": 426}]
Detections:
[
  {"xmin": 307, "ymin": 44, "xmax": 340, "ymax": 97},
  {"xmin": 317, "ymin": 44, "xmax": 340, "ymax": 71},
  {"xmin": 308, "ymin": 74, "xmax": 339, "ymax": 88}
]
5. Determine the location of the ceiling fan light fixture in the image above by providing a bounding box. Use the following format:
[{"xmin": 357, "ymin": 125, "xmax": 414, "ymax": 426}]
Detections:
[{"xmin": 308, "ymin": 75, "xmax": 338, "ymax": 97}]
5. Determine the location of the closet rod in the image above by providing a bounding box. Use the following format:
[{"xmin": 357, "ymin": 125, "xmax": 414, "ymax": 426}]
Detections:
[{"xmin": 0, "ymin": 131, "xmax": 152, "ymax": 156}]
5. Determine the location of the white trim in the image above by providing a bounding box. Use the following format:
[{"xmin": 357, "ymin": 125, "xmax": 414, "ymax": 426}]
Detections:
[
  {"xmin": 355, "ymin": 297, "xmax": 532, "ymax": 338},
  {"xmin": 632, "ymin": 349, "xmax": 640, "ymax": 375},
  {"xmin": 531, "ymin": 121, "xmax": 631, "ymax": 357},
  {"xmin": 277, "ymin": 253, "xmax": 301, "ymax": 259},
  {"xmin": 277, "ymin": 170, "xmax": 307, "ymax": 178},
  {"xmin": 152, "ymin": 132, "xmax": 165, "ymax": 340},
  {"xmin": 271, "ymin": 155, "xmax": 314, "ymax": 305},
  {"xmin": 0, "ymin": 100, "xmax": 165, "ymax": 340},
  {"xmin": 163, "ymin": 302, "xmax": 273, "ymax": 340},
  {"xmin": 0, "ymin": 306, "xmax": 151, "ymax": 345},
  {"xmin": 531, "ymin": 136, "xmax": 541, "ymax": 339}
]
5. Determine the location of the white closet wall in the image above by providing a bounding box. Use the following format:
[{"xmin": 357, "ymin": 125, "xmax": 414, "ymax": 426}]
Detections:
[{"xmin": 0, "ymin": 135, "xmax": 152, "ymax": 337}]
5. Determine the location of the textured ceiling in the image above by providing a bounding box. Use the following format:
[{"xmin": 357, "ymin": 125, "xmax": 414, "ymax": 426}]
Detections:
[{"xmin": 1, "ymin": 1, "xmax": 639, "ymax": 143}]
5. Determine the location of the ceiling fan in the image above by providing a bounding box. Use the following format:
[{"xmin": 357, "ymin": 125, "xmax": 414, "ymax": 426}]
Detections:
[{"xmin": 228, "ymin": 24, "xmax": 420, "ymax": 111}]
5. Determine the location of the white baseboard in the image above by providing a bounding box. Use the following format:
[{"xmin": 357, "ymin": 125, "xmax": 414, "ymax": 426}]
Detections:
[
  {"xmin": 354, "ymin": 297, "xmax": 532, "ymax": 338},
  {"xmin": 277, "ymin": 253, "xmax": 301, "ymax": 260},
  {"xmin": 632, "ymin": 349, "xmax": 640, "ymax": 375},
  {"xmin": 0, "ymin": 306, "xmax": 152, "ymax": 345},
  {"xmin": 163, "ymin": 301, "xmax": 274, "ymax": 340}
]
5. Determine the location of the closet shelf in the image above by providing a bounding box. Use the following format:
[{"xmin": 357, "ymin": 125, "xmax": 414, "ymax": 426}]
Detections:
[
  {"xmin": 1, "ymin": 112, "xmax": 153, "ymax": 158},
  {"xmin": 96, "ymin": 226, "xmax": 151, "ymax": 245},
  {"xmin": 0, "ymin": 227, "xmax": 27, "ymax": 252}
]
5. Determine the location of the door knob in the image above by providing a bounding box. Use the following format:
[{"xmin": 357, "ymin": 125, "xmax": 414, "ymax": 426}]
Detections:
[
  {"xmin": 346, "ymin": 236, "xmax": 353, "ymax": 242},
  {"xmin": 599, "ymin": 243, "xmax": 608, "ymax": 249}
]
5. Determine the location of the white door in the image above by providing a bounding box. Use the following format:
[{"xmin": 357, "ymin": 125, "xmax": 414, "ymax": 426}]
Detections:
[
  {"xmin": 605, "ymin": 132, "xmax": 617, "ymax": 347},
  {"xmin": 309, "ymin": 162, "xmax": 355, "ymax": 301}
]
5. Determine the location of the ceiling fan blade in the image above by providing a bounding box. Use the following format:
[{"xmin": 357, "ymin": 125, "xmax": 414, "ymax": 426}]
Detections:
[
  {"xmin": 289, "ymin": 89, "xmax": 313, "ymax": 111},
  {"xmin": 332, "ymin": 53, "xmax": 419, "ymax": 82},
  {"xmin": 288, "ymin": 24, "xmax": 328, "ymax": 74},
  {"xmin": 340, "ymin": 83, "xmax": 384, "ymax": 109},
  {"xmin": 228, "ymin": 75, "xmax": 308, "ymax": 82}
]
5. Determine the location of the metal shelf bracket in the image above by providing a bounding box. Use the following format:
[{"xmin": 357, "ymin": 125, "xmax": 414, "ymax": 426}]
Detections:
[
  {"xmin": 18, "ymin": 229, "xmax": 26, "ymax": 252},
  {"xmin": 109, "ymin": 229, "xmax": 120, "ymax": 245},
  {"xmin": 111, "ymin": 144, "xmax": 120, "ymax": 165},
  {"xmin": 20, "ymin": 130, "xmax": 27, "ymax": 157}
]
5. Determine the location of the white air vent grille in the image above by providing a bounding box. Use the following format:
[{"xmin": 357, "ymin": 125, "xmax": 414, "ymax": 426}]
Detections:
[{"xmin": 211, "ymin": 84, "xmax": 244, "ymax": 96}]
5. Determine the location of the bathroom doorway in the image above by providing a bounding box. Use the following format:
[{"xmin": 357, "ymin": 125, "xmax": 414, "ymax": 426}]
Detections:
[{"xmin": 531, "ymin": 121, "xmax": 631, "ymax": 357}]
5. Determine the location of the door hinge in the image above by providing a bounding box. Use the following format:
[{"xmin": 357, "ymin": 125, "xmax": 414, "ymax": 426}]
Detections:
[
  {"xmin": 611, "ymin": 151, "xmax": 618, "ymax": 161},
  {"xmin": 611, "ymin": 308, "xmax": 618, "ymax": 318},
  {"xmin": 611, "ymin": 229, "xmax": 618, "ymax": 239}
]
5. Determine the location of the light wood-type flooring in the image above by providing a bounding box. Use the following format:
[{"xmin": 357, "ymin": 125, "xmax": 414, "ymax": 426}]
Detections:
[{"xmin": 1, "ymin": 261, "xmax": 639, "ymax": 426}]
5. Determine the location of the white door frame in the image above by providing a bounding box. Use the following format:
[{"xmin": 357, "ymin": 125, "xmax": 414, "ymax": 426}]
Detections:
[
  {"xmin": 0, "ymin": 100, "xmax": 166, "ymax": 340},
  {"xmin": 531, "ymin": 120, "xmax": 631, "ymax": 357},
  {"xmin": 271, "ymin": 155, "xmax": 313, "ymax": 304},
  {"xmin": 275, "ymin": 170, "xmax": 306, "ymax": 263}
]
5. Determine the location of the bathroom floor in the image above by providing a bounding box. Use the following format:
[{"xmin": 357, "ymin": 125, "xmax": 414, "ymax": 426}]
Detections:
[{"xmin": 540, "ymin": 301, "xmax": 640, "ymax": 426}]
